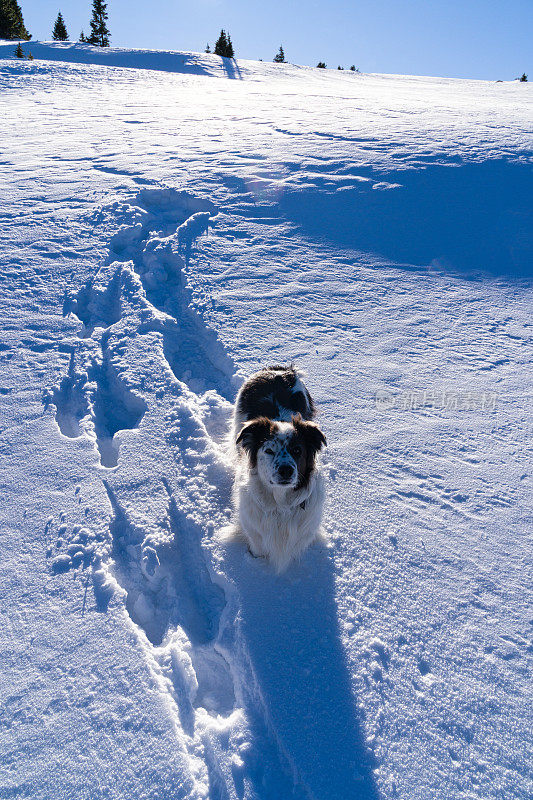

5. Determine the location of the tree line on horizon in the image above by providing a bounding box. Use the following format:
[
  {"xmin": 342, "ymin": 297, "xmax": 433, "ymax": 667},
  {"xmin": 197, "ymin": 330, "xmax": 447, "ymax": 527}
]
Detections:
[
  {"xmin": 1, "ymin": 0, "xmax": 110, "ymax": 46},
  {"xmin": 2, "ymin": 1, "xmax": 529, "ymax": 80},
  {"xmin": 1, "ymin": 3, "xmax": 341, "ymax": 67}
]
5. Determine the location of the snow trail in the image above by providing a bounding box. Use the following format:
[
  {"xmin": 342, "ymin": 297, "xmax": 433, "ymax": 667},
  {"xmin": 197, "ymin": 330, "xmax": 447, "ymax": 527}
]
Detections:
[{"xmin": 44, "ymin": 189, "xmax": 245, "ymax": 794}]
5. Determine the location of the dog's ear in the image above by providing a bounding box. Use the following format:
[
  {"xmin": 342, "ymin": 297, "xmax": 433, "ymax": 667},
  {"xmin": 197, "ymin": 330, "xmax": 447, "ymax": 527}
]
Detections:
[
  {"xmin": 236, "ymin": 417, "xmax": 274, "ymax": 466},
  {"xmin": 292, "ymin": 416, "xmax": 327, "ymax": 453},
  {"xmin": 292, "ymin": 417, "xmax": 326, "ymax": 490}
]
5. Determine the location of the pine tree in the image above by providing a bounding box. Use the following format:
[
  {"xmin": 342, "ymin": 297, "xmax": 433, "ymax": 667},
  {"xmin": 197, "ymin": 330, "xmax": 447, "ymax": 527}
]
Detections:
[
  {"xmin": 273, "ymin": 45, "xmax": 285, "ymax": 63},
  {"xmin": 214, "ymin": 29, "xmax": 234, "ymax": 57},
  {"xmin": 205, "ymin": 43, "xmax": 210, "ymax": 53},
  {"xmin": 519, "ymin": 73, "xmax": 528, "ymax": 82},
  {"xmin": 28, "ymin": 50, "xmax": 33, "ymax": 59},
  {"xmin": 316, "ymin": 61, "xmax": 326, "ymax": 69},
  {"xmin": 350, "ymin": 65, "xmax": 356, "ymax": 71},
  {"xmin": 0, "ymin": 0, "xmax": 31, "ymax": 40},
  {"xmin": 337, "ymin": 65, "xmax": 343, "ymax": 70},
  {"xmin": 87, "ymin": 0, "xmax": 110, "ymax": 47},
  {"xmin": 226, "ymin": 33, "xmax": 234, "ymax": 57},
  {"xmin": 214, "ymin": 29, "xmax": 228, "ymax": 56},
  {"xmin": 15, "ymin": 41, "xmax": 23, "ymax": 57},
  {"xmin": 52, "ymin": 11, "xmax": 68, "ymax": 41},
  {"xmin": 79, "ymin": 30, "xmax": 86, "ymax": 42}
]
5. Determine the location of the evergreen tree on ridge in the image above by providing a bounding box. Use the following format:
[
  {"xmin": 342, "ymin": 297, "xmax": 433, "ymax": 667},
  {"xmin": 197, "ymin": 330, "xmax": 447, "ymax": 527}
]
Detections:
[
  {"xmin": 87, "ymin": 0, "xmax": 110, "ymax": 47},
  {"xmin": 226, "ymin": 33, "xmax": 234, "ymax": 57},
  {"xmin": 214, "ymin": 29, "xmax": 234, "ymax": 58},
  {"xmin": 52, "ymin": 11, "xmax": 68, "ymax": 41},
  {"xmin": 274, "ymin": 45, "xmax": 285, "ymax": 63},
  {"xmin": 0, "ymin": 0, "xmax": 31, "ymax": 40}
]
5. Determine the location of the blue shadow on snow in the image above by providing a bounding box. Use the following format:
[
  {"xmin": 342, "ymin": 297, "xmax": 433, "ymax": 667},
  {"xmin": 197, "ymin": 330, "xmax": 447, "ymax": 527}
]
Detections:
[
  {"xmin": 278, "ymin": 159, "xmax": 532, "ymax": 280},
  {"xmin": 223, "ymin": 542, "xmax": 379, "ymax": 800},
  {"xmin": 0, "ymin": 41, "xmax": 213, "ymax": 76},
  {"xmin": 221, "ymin": 57, "xmax": 243, "ymax": 80}
]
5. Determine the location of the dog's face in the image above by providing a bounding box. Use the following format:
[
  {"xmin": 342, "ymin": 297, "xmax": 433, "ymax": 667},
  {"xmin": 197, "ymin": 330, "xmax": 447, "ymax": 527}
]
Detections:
[{"xmin": 236, "ymin": 415, "xmax": 326, "ymax": 490}]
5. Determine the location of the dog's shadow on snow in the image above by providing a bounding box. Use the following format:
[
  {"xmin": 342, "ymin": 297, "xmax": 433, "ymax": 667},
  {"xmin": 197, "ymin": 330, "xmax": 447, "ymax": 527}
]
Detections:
[{"xmin": 222, "ymin": 540, "xmax": 379, "ymax": 800}]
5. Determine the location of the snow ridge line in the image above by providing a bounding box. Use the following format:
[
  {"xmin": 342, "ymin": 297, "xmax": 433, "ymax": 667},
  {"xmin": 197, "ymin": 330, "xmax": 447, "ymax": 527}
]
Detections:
[{"xmin": 43, "ymin": 187, "xmax": 304, "ymax": 799}]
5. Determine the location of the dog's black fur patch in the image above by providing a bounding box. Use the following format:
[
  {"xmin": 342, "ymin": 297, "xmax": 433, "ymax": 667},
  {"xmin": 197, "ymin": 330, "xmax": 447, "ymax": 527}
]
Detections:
[
  {"xmin": 292, "ymin": 414, "xmax": 327, "ymax": 489},
  {"xmin": 236, "ymin": 364, "xmax": 315, "ymax": 424},
  {"xmin": 235, "ymin": 416, "xmax": 276, "ymax": 468}
]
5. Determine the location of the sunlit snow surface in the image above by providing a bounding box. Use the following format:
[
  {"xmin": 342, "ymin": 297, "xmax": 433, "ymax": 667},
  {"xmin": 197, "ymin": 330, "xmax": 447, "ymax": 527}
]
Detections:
[{"xmin": 0, "ymin": 42, "xmax": 532, "ymax": 800}]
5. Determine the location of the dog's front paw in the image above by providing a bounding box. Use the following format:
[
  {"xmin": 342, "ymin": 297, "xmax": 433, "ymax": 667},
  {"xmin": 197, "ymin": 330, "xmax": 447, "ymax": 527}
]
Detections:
[{"xmin": 217, "ymin": 523, "xmax": 239, "ymax": 542}]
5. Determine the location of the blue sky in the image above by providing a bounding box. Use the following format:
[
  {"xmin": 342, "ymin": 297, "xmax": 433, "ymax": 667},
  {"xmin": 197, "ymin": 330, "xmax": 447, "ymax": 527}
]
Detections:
[{"xmin": 20, "ymin": 0, "xmax": 531, "ymax": 80}]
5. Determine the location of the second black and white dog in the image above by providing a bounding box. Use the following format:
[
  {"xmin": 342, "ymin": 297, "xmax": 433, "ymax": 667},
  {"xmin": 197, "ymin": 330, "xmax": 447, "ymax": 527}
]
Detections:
[{"xmin": 231, "ymin": 365, "xmax": 327, "ymax": 573}]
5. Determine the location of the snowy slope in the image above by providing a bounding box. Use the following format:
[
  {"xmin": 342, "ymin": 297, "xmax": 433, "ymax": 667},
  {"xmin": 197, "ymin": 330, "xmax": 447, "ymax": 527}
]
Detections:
[{"xmin": 0, "ymin": 43, "xmax": 532, "ymax": 800}]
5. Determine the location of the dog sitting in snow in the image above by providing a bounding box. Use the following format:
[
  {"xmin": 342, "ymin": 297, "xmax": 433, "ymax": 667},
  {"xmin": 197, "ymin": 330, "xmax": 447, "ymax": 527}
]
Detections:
[{"xmin": 231, "ymin": 365, "xmax": 327, "ymax": 573}]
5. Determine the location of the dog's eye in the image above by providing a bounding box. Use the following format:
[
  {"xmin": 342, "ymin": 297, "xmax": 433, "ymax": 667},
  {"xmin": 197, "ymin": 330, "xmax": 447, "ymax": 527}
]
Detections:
[
  {"xmin": 264, "ymin": 447, "xmax": 275, "ymax": 455},
  {"xmin": 291, "ymin": 446, "xmax": 302, "ymax": 457}
]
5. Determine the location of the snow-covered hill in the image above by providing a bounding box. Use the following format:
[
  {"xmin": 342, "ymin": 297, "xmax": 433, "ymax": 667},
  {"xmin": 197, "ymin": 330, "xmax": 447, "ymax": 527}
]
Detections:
[{"xmin": 0, "ymin": 42, "xmax": 531, "ymax": 800}]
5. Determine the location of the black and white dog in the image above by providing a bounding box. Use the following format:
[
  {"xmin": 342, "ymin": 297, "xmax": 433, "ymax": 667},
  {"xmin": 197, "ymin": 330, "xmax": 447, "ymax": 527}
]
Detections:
[{"xmin": 230, "ymin": 365, "xmax": 327, "ymax": 573}]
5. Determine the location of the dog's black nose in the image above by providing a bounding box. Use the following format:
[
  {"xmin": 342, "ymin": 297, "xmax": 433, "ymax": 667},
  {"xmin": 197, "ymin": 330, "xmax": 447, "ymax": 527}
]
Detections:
[{"xmin": 278, "ymin": 464, "xmax": 294, "ymax": 481}]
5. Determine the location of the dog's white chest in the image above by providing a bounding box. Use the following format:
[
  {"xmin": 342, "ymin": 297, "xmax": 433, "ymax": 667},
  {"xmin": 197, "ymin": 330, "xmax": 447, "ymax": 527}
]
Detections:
[{"xmin": 234, "ymin": 467, "xmax": 325, "ymax": 573}]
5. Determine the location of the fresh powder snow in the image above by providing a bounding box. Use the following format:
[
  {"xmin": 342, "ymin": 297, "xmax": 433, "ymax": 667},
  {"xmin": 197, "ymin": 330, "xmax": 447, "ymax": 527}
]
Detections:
[{"xmin": 0, "ymin": 41, "xmax": 532, "ymax": 800}]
